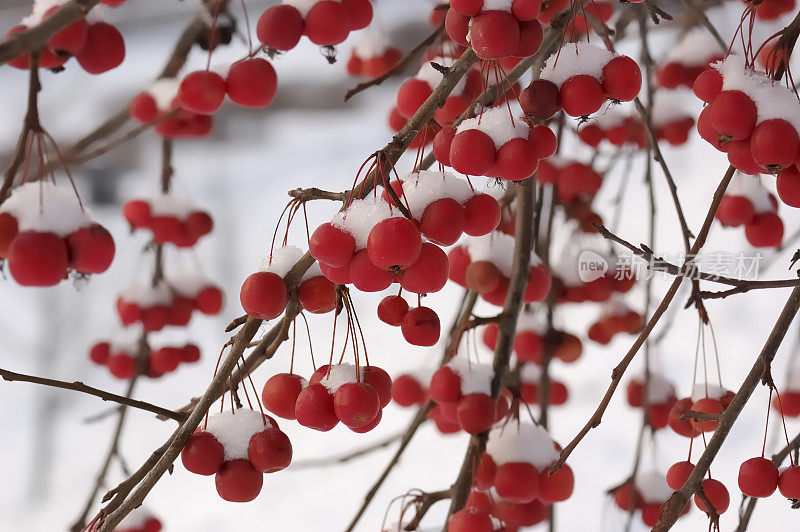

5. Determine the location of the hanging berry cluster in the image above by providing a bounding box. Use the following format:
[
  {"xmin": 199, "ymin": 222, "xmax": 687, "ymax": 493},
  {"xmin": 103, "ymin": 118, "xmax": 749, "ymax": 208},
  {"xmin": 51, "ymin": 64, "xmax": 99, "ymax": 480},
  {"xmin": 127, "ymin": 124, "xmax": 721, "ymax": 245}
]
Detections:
[
  {"xmin": 715, "ymin": 173, "xmax": 784, "ymax": 248},
  {"xmin": 256, "ymin": 0, "xmax": 373, "ymax": 50}
]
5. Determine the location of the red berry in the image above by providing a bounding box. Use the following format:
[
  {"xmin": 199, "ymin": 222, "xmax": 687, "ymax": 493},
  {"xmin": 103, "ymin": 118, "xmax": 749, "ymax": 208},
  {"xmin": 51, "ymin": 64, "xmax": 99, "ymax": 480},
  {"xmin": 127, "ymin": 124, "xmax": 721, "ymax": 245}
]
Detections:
[
  {"xmin": 89, "ymin": 342, "xmax": 111, "ymax": 365},
  {"xmin": 710, "ymin": 90, "xmax": 757, "ymax": 141},
  {"xmin": 470, "ymin": 11, "xmax": 520, "ymax": 59},
  {"xmin": 530, "ymin": 124, "xmax": 558, "ymax": 159},
  {"xmin": 513, "ymin": 0, "xmax": 542, "ymax": 19},
  {"xmin": 560, "ymin": 75, "xmax": 604, "ymax": 117},
  {"xmin": 448, "ymin": 246, "xmax": 471, "ymax": 286},
  {"xmin": 377, "ymin": 295, "xmax": 409, "ymax": 326},
  {"xmin": 450, "ymin": 0, "xmax": 483, "ymax": 16},
  {"xmin": 295, "ymin": 383, "xmax": 338, "ymax": 431},
  {"xmin": 773, "ymin": 391, "xmax": 800, "ymax": 417},
  {"xmin": 602, "ymin": 56, "xmax": 642, "ymax": 102},
  {"xmin": 107, "ymin": 354, "xmax": 136, "ymax": 379},
  {"xmin": 248, "ymin": 427, "xmax": 292, "ymax": 473},
  {"xmin": 215, "ymin": 459, "xmax": 263, "ymax": 502},
  {"xmin": 75, "ymin": 22, "xmax": 125, "ymax": 74},
  {"xmin": 262, "ymin": 373, "xmax": 306, "ymax": 420},
  {"xmin": 694, "ymin": 478, "xmax": 729, "ymax": 514},
  {"xmin": 239, "ymin": 271, "xmax": 288, "ymax": 320},
  {"xmin": 400, "ymin": 242, "xmax": 450, "ymax": 294},
  {"xmin": 47, "ymin": 10, "xmax": 88, "ymax": 55},
  {"xmin": 367, "ymin": 217, "xmax": 422, "ymax": 270},
  {"xmin": 524, "ymin": 263, "xmax": 551, "ymax": 302},
  {"xmin": 750, "ymin": 119, "xmax": 800, "ymax": 171},
  {"xmin": 341, "ymin": 0, "xmax": 373, "ymax": 30},
  {"xmin": 196, "ymin": 286, "xmax": 224, "ymax": 314},
  {"xmin": 309, "ymin": 222, "xmax": 355, "ymax": 268},
  {"xmin": 226, "ymin": 58, "xmax": 277, "ymax": 108},
  {"xmin": 693, "ymin": 68, "xmax": 723, "ymax": 103},
  {"xmin": 495, "ymin": 462, "xmax": 540, "ymax": 503},
  {"xmin": 448, "ymin": 508, "xmax": 493, "ymax": 532},
  {"xmin": 430, "ymin": 366, "xmax": 463, "ymax": 403},
  {"xmin": 451, "ymin": 129, "xmax": 498, "ymax": 175},
  {"xmin": 667, "ymin": 461, "xmax": 695, "ymax": 490},
  {"xmin": 393, "ymin": 374, "xmax": 426, "ymax": 406},
  {"xmin": 363, "ymin": 366, "xmax": 393, "ymax": 407},
  {"xmin": 334, "ymin": 382, "xmax": 381, "ymax": 427},
  {"xmin": 739, "ymin": 457, "xmax": 779, "ymax": 498},
  {"xmin": 130, "ymin": 93, "xmax": 158, "ymax": 123},
  {"xmin": 716, "ymin": 195, "xmax": 755, "ymax": 226},
  {"xmin": 401, "ymin": 306, "xmax": 441, "ymax": 346},
  {"xmin": 181, "ymin": 344, "xmax": 201, "ymax": 363},
  {"xmin": 745, "ymin": 213, "xmax": 784, "ymax": 248},
  {"xmin": 515, "ymin": 19, "xmax": 543, "ymax": 57},
  {"xmin": 444, "ymin": 8, "xmax": 470, "ymax": 47},
  {"xmin": 465, "ymin": 261, "xmax": 503, "ymax": 295},
  {"xmin": 420, "ymin": 198, "xmax": 465, "ymax": 246},
  {"xmin": 256, "ymin": 5, "xmax": 304, "ymax": 51},
  {"xmin": 8, "ymin": 231, "xmax": 68, "ymax": 286},
  {"xmin": 492, "ymin": 138, "xmax": 539, "ymax": 181},
  {"xmin": 397, "ymin": 79, "xmax": 433, "ymax": 119},
  {"xmin": 178, "ymin": 70, "xmax": 226, "ymax": 115},
  {"xmin": 778, "ymin": 465, "xmax": 800, "ymax": 498},
  {"xmin": 298, "ymin": 275, "xmax": 336, "ymax": 313},
  {"xmin": 689, "ymin": 397, "xmax": 724, "ymax": 432},
  {"xmin": 539, "ymin": 464, "xmax": 574, "ymax": 503},
  {"xmin": 186, "ymin": 211, "xmax": 213, "ymax": 237},
  {"xmin": 456, "ymin": 393, "xmax": 496, "ymax": 434},
  {"xmin": 520, "ymin": 79, "xmax": 560, "ymax": 120},
  {"xmin": 514, "ymin": 331, "xmax": 543, "ymax": 363},
  {"xmin": 349, "ymin": 249, "xmax": 394, "ymax": 292},
  {"xmin": 67, "ymin": 223, "xmax": 115, "ymax": 274},
  {"xmin": 150, "ymin": 347, "xmax": 181, "ymax": 373},
  {"xmin": 463, "ymin": 194, "xmax": 501, "ymax": 236},
  {"xmin": 305, "ymin": 1, "xmax": 350, "ymax": 46},
  {"xmin": 181, "ymin": 431, "xmax": 224, "ymax": 476},
  {"xmin": 614, "ymin": 482, "xmax": 642, "ymax": 511}
]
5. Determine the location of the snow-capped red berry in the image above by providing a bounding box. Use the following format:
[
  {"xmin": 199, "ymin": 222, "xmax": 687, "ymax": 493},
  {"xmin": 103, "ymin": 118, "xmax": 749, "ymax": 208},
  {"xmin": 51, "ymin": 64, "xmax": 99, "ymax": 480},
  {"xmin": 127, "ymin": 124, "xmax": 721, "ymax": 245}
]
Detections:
[
  {"xmin": 749, "ymin": 119, "xmax": 800, "ymax": 171},
  {"xmin": 401, "ymin": 306, "xmax": 440, "ymax": 346},
  {"xmin": 215, "ymin": 459, "xmax": 263, "ymax": 502},
  {"xmin": 667, "ymin": 460, "xmax": 695, "ymax": 490},
  {"xmin": 493, "ymin": 137, "xmax": 539, "ymax": 181},
  {"xmin": 539, "ymin": 464, "xmax": 574, "ymax": 503},
  {"xmin": 470, "ymin": 10, "xmax": 520, "ymax": 60},
  {"xmin": 248, "ymin": 427, "xmax": 292, "ymax": 473},
  {"xmin": 456, "ymin": 393, "xmax": 496, "ymax": 434},
  {"xmin": 778, "ymin": 465, "xmax": 800, "ymax": 498},
  {"xmin": 745, "ymin": 213, "xmax": 783, "ymax": 248},
  {"xmin": 447, "ymin": 507, "xmax": 493, "ymax": 532},
  {"xmin": 450, "ymin": 129, "xmax": 497, "ymax": 175},
  {"xmin": 560, "ymin": 75, "xmax": 604, "ymax": 117},
  {"xmin": 739, "ymin": 457, "xmax": 779, "ymax": 498},
  {"xmin": 397, "ymin": 79, "xmax": 433, "ymax": 119},
  {"xmin": 494, "ymin": 462, "xmax": 540, "ymax": 503},
  {"xmin": 378, "ymin": 295, "xmax": 409, "ymax": 326},
  {"xmin": 420, "ymin": 198, "xmax": 465, "ymax": 246},
  {"xmin": 295, "ymin": 383, "xmax": 338, "ymax": 431},
  {"xmin": 363, "ymin": 366, "xmax": 393, "ymax": 407},
  {"xmin": 694, "ymin": 478, "xmax": 729, "ymax": 514},
  {"xmin": 334, "ymin": 382, "xmax": 381, "ymax": 427},
  {"xmin": 181, "ymin": 431, "xmax": 225, "ymax": 476},
  {"xmin": 689, "ymin": 397, "xmax": 724, "ymax": 432},
  {"xmin": 520, "ymin": 79, "xmax": 560, "ymax": 120},
  {"xmin": 367, "ymin": 217, "xmax": 422, "ymax": 270},
  {"xmin": 463, "ymin": 194, "xmax": 501, "ymax": 236},
  {"xmin": 305, "ymin": 1, "xmax": 350, "ymax": 46},
  {"xmin": 262, "ymin": 373, "xmax": 306, "ymax": 420},
  {"xmin": 310, "ymin": 222, "xmax": 356, "ymax": 268},
  {"xmin": 239, "ymin": 271, "xmax": 288, "ymax": 320},
  {"xmin": 66, "ymin": 224, "xmax": 115, "ymax": 274},
  {"xmin": 400, "ymin": 242, "xmax": 449, "ymax": 294},
  {"xmin": 430, "ymin": 366, "xmax": 462, "ymax": 403},
  {"xmin": 75, "ymin": 23, "xmax": 125, "ymax": 74},
  {"xmin": 602, "ymin": 56, "xmax": 642, "ymax": 102},
  {"xmin": 178, "ymin": 71, "xmax": 226, "ymax": 115},
  {"xmin": 226, "ymin": 59, "xmax": 277, "ymax": 108},
  {"xmin": 130, "ymin": 93, "xmax": 158, "ymax": 123},
  {"xmin": 256, "ymin": 5, "xmax": 304, "ymax": 51},
  {"xmin": 107, "ymin": 353, "xmax": 136, "ymax": 379},
  {"xmin": 393, "ymin": 374, "xmax": 426, "ymax": 406},
  {"xmin": 693, "ymin": 68, "xmax": 723, "ymax": 103},
  {"xmin": 709, "ymin": 90, "xmax": 757, "ymax": 141},
  {"xmin": 8, "ymin": 232, "xmax": 68, "ymax": 286},
  {"xmin": 0, "ymin": 213, "xmax": 19, "ymax": 257},
  {"xmin": 298, "ymin": 275, "xmax": 336, "ymax": 313}
]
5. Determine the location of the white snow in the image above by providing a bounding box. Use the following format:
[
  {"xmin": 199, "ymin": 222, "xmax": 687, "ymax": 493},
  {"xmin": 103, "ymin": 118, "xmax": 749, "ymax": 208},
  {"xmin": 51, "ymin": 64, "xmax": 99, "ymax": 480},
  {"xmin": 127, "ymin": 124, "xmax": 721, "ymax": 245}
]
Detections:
[
  {"xmin": 520, "ymin": 363, "xmax": 541, "ymax": 382},
  {"xmin": 20, "ymin": 0, "xmax": 68, "ymax": 27},
  {"xmin": 330, "ymin": 194, "xmax": 397, "ymax": 250},
  {"xmin": 650, "ymin": 89, "xmax": 693, "ymax": 127},
  {"xmin": 448, "ymin": 357, "xmax": 493, "ymax": 395},
  {"xmin": 726, "ymin": 173, "xmax": 775, "ymax": 214},
  {"xmin": 457, "ymin": 105, "xmax": 529, "ymax": 149},
  {"xmin": 205, "ymin": 408, "xmax": 272, "ymax": 461},
  {"xmin": 665, "ymin": 28, "xmax": 724, "ymax": 66},
  {"xmin": 515, "ymin": 308, "xmax": 546, "ymax": 333},
  {"xmin": 483, "ymin": 0, "xmax": 513, "ymax": 11},
  {"xmin": 301, "ymin": 261, "xmax": 324, "ymax": 282},
  {"xmin": 485, "ymin": 422, "xmax": 560, "ymax": 469},
  {"xmin": 147, "ymin": 78, "xmax": 181, "ymax": 111},
  {"xmin": 691, "ymin": 382, "xmax": 729, "ymax": 402},
  {"xmin": 261, "ymin": 245, "xmax": 305, "ymax": 277},
  {"xmin": 417, "ymin": 57, "xmax": 468, "ymax": 97},
  {"xmin": 714, "ymin": 54, "xmax": 800, "ymax": 133},
  {"xmin": 120, "ymin": 282, "xmax": 173, "ymax": 308},
  {"xmin": 631, "ymin": 372, "xmax": 676, "ymax": 404},
  {"xmin": 465, "ymin": 232, "xmax": 543, "ymax": 278},
  {"xmin": 115, "ymin": 506, "xmax": 155, "ymax": 530},
  {"xmin": 353, "ymin": 26, "xmax": 390, "ymax": 60},
  {"xmin": 540, "ymin": 42, "xmax": 616, "ymax": 88},
  {"xmin": 108, "ymin": 325, "xmax": 144, "ymax": 355},
  {"xmin": 635, "ymin": 470, "xmax": 672, "ymax": 503},
  {"xmin": 319, "ymin": 363, "xmax": 364, "ymax": 393},
  {"xmin": 0, "ymin": 181, "xmax": 92, "ymax": 236},
  {"xmin": 147, "ymin": 193, "xmax": 197, "ymax": 218},
  {"xmin": 399, "ymin": 170, "xmax": 474, "ymax": 219}
]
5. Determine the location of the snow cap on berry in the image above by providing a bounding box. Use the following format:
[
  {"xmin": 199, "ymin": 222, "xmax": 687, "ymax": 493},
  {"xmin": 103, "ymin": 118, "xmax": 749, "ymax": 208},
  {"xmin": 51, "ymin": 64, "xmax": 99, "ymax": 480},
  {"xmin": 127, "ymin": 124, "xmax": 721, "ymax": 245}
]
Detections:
[
  {"xmin": 691, "ymin": 383, "xmax": 729, "ymax": 402},
  {"xmin": 399, "ymin": 171, "xmax": 474, "ymax": 218},
  {"xmin": 635, "ymin": 470, "xmax": 672, "ymax": 503},
  {"xmin": 205, "ymin": 408, "xmax": 272, "ymax": 461},
  {"xmin": 319, "ymin": 363, "xmax": 365, "ymax": 393},
  {"xmin": 727, "ymin": 173, "xmax": 776, "ymax": 214},
  {"xmin": 0, "ymin": 182, "xmax": 92, "ymax": 236},
  {"xmin": 665, "ymin": 28, "xmax": 724, "ymax": 67},
  {"xmin": 331, "ymin": 195, "xmax": 397, "ymax": 250},
  {"xmin": 465, "ymin": 232, "xmax": 543, "ymax": 277},
  {"xmin": 540, "ymin": 42, "xmax": 615, "ymax": 88},
  {"xmin": 417, "ymin": 56, "xmax": 468, "ymax": 96},
  {"xmin": 447, "ymin": 357, "xmax": 494, "ymax": 395},
  {"xmin": 485, "ymin": 421, "xmax": 560, "ymax": 469},
  {"xmin": 457, "ymin": 105, "xmax": 529, "ymax": 149}
]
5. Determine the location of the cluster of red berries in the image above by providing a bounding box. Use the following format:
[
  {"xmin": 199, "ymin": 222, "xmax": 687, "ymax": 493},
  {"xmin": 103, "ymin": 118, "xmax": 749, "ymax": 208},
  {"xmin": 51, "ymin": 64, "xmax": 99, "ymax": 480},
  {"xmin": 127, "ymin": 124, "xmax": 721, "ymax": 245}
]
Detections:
[
  {"xmin": 738, "ymin": 456, "xmax": 800, "ymax": 501},
  {"xmin": 668, "ymin": 385, "xmax": 735, "ymax": 437},
  {"xmin": 715, "ymin": 174, "xmax": 784, "ymax": 248},
  {"xmin": 123, "ymin": 195, "xmax": 213, "ymax": 247},
  {"xmin": 429, "ymin": 359, "xmax": 509, "ymax": 434},
  {"xmin": 449, "ymin": 232, "xmax": 552, "ymax": 306},
  {"xmin": 612, "ymin": 471, "xmax": 690, "ymax": 526},
  {"xmin": 517, "ymin": 364, "xmax": 568, "ymax": 406},
  {"xmin": 130, "ymin": 78, "xmax": 211, "ymax": 139},
  {"xmin": 0, "ymin": 183, "xmax": 115, "ymax": 286},
  {"xmin": 347, "ymin": 28, "xmax": 401, "ymax": 79},
  {"xmin": 6, "ymin": 1, "xmax": 126, "ymax": 73},
  {"xmin": 539, "ymin": 43, "xmax": 641, "ymax": 118},
  {"xmin": 181, "ymin": 409, "xmax": 292, "ymax": 502},
  {"xmin": 656, "ymin": 30, "xmax": 723, "ymax": 90},
  {"xmin": 537, "ymin": 159, "xmax": 603, "ymax": 205},
  {"xmin": 261, "ymin": 364, "xmax": 392, "ymax": 433},
  {"xmin": 448, "ymin": 489, "xmax": 548, "ymax": 531},
  {"xmin": 473, "ymin": 423, "xmax": 574, "ymax": 509},
  {"xmin": 90, "ymin": 338, "xmax": 200, "ymax": 380},
  {"xmin": 625, "ymin": 373, "xmax": 678, "ymax": 429},
  {"xmin": 578, "ymin": 115, "xmax": 647, "ymax": 149},
  {"xmin": 445, "ymin": 0, "xmax": 544, "ymax": 60},
  {"xmin": 378, "ymin": 297, "xmax": 441, "ymax": 346},
  {"xmin": 240, "ymin": 245, "xmax": 336, "ymax": 320},
  {"xmin": 482, "ymin": 317, "xmax": 583, "ymax": 366},
  {"xmin": 117, "ymin": 280, "xmax": 221, "ymax": 331},
  {"xmin": 256, "ymin": 0, "xmax": 372, "ymax": 50},
  {"xmin": 696, "ymin": 55, "xmax": 800, "ymax": 177},
  {"xmin": 435, "ymin": 106, "xmax": 557, "ymax": 181},
  {"xmin": 587, "ymin": 302, "xmax": 642, "ymax": 344}
]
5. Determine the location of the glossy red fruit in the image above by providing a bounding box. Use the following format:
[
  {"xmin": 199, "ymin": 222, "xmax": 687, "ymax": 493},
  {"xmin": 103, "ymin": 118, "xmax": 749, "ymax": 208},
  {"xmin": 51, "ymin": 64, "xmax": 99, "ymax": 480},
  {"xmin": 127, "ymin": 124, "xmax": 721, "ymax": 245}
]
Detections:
[
  {"xmin": 492, "ymin": 138, "xmax": 539, "ymax": 181},
  {"xmin": 470, "ymin": 10, "xmax": 520, "ymax": 59},
  {"xmin": 8, "ymin": 231, "xmax": 68, "ymax": 286},
  {"xmin": 456, "ymin": 393, "xmax": 496, "ymax": 434},
  {"xmin": 298, "ymin": 275, "xmax": 335, "ymax": 313},
  {"xmin": 772, "ymin": 391, "xmax": 800, "ymax": 417},
  {"xmin": 667, "ymin": 461, "xmax": 695, "ymax": 490},
  {"xmin": 745, "ymin": 213, "xmax": 783, "ymax": 248},
  {"xmin": 463, "ymin": 194, "xmax": 501, "ymax": 236},
  {"xmin": 67, "ymin": 224, "xmax": 115, "ymax": 274},
  {"xmin": 444, "ymin": 8, "xmax": 470, "ymax": 47},
  {"xmin": 0, "ymin": 213, "xmax": 19, "ymax": 257},
  {"xmin": 447, "ymin": 507, "xmax": 494, "ymax": 532},
  {"xmin": 262, "ymin": 373, "xmax": 306, "ymax": 419},
  {"xmin": 378, "ymin": 295, "xmax": 409, "ymax": 326},
  {"xmin": 349, "ymin": 249, "xmax": 394, "ymax": 292},
  {"xmin": 123, "ymin": 200, "xmax": 151, "ymax": 227},
  {"xmin": 694, "ymin": 478, "xmax": 729, "ymax": 514},
  {"xmin": 602, "ymin": 56, "xmax": 642, "ymax": 102},
  {"xmin": 75, "ymin": 23, "xmax": 125, "ymax": 74},
  {"xmin": 777, "ymin": 166, "xmax": 800, "ymax": 207},
  {"xmin": 560, "ymin": 75, "xmax": 604, "ymax": 117},
  {"xmin": 179, "ymin": 70, "xmax": 226, "ymax": 115},
  {"xmin": 367, "ymin": 217, "xmax": 422, "ymax": 270},
  {"xmin": 709, "ymin": 91, "xmax": 757, "ymax": 141},
  {"xmin": 450, "ymin": 0, "xmax": 483, "ymax": 16},
  {"xmin": 334, "ymin": 382, "xmax": 381, "ymax": 427},
  {"xmin": 256, "ymin": 5, "xmax": 304, "ymax": 51},
  {"xmin": 614, "ymin": 482, "xmax": 642, "ymax": 511},
  {"xmin": 341, "ymin": 0, "xmax": 373, "ymax": 30},
  {"xmin": 363, "ymin": 366, "xmax": 393, "ymax": 408},
  {"xmin": 429, "ymin": 366, "xmax": 462, "ymax": 403},
  {"xmin": 295, "ymin": 383, "xmax": 338, "ymax": 431},
  {"xmin": 397, "ymin": 79, "xmax": 433, "ymax": 119},
  {"xmin": 215, "ymin": 459, "xmax": 263, "ymax": 502},
  {"xmin": 400, "ymin": 242, "xmax": 449, "ymax": 294},
  {"xmin": 239, "ymin": 271, "xmax": 287, "ymax": 320},
  {"xmin": 226, "ymin": 58, "xmax": 277, "ymax": 108},
  {"xmin": 393, "ymin": 374, "xmax": 426, "ymax": 407},
  {"xmin": 309, "ymin": 222, "xmax": 355, "ymax": 268},
  {"xmin": 107, "ymin": 353, "xmax": 136, "ymax": 379},
  {"xmin": 716, "ymin": 195, "xmax": 755, "ymax": 226},
  {"xmin": 778, "ymin": 465, "xmax": 800, "ymax": 498},
  {"xmin": 739, "ymin": 457, "xmax": 779, "ymax": 498},
  {"xmin": 451, "ymin": 129, "xmax": 497, "ymax": 175},
  {"xmin": 47, "ymin": 11, "xmax": 88, "ymax": 55},
  {"xmin": 401, "ymin": 306, "xmax": 440, "ymax": 346},
  {"xmin": 520, "ymin": 79, "xmax": 560, "ymax": 120},
  {"xmin": 420, "ymin": 198, "xmax": 465, "ymax": 245},
  {"xmin": 693, "ymin": 68, "xmax": 723, "ymax": 103},
  {"xmin": 524, "ymin": 264, "xmax": 551, "ymax": 302},
  {"xmin": 248, "ymin": 427, "xmax": 292, "ymax": 473},
  {"xmin": 181, "ymin": 431, "xmax": 224, "ymax": 475},
  {"xmin": 749, "ymin": 119, "xmax": 800, "ymax": 171},
  {"xmin": 305, "ymin": 1, "xmax": 350, "ymax": 46},
  {"xmin": 539, "ymin": 464, "xmax": 574, "ymax": 503},
  {"xmin": 495, "ymin": 462, "xmax": 540, "ymax": 503}
]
